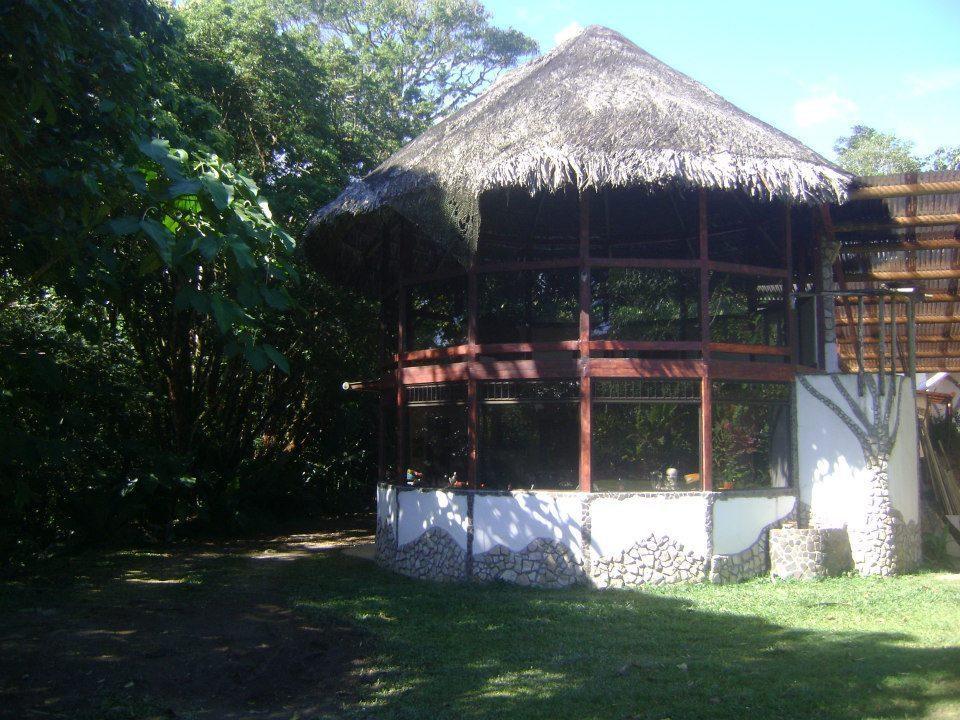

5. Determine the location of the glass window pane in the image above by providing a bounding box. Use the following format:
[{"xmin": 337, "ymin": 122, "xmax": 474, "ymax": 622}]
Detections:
[
  {"xmin": 709, "ymin": 273, "xmax": 786, "ymax": 346},
  {"xmin": 592, "ymin": 399, "xmax": 700, "ymax": 492},
  {"xmin": 591, "ymin": 268, "xmax": 700, "ymax": 341},
  {"xmin": 408, "ymin": 405, "xmax": 467, "ymax": 485},
  {"xmin": 712, "ymin": 382, "xmax": 791, "ymax": 489},
  {"xmin": 478, "ymin": 269, "xmax": 578, "ymax": 344},
  {"xmin": 478, "ymin": 381, "xmax": 579, "ymax": 490},
  {"xmin": 407, "ymin": 277, "xmax": 467, "ymax": 350},
  {"xmin": 406, "ymin": 384, "xmax": 467, "ymax": 485}
]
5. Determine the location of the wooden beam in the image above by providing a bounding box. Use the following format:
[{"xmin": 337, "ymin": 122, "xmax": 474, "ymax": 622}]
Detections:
[
  {"xmin": 708, "ymin": 260, "xmax": 790, "ymax": 279},
  {"xmin": 834, "ymin": 214, "xmax": 960, "ymax": 233},
  {"xmin": 709, "ymin": 343, "xmax": 791, "ymax": 357},
  {"xmin": 841, "ymin": 238, "xmax": 960, "ymax": 254},
  {"xmin": 836, "ymin": 314, "xmax": 960, "ymax": 325},
  {"xmin": 707, "ymin": 360, "xmax": 797, "ymax": 382},
  {"xmin": 784, "ymin": 202, "xmax": 798, "ymax": 365},
  {"xmin": 844, "ymin": 269, "xmax": 960, "ymax": 282},
  {"xmin": 467, "ymin": 260, "xmax": 478, "ymax": 488},
  {"xmin": 839, "ymin": 349, "xmax": 949, "ymax": 360},
  {"xmin": 579, "ymin": 190, "xmax": 592, "ymax": 493},
  {"xmin": 588, "ymin": 340, "xmax": 700, "ymax": 353},
  {"xmin": 589, "ymin": 257, "xmax": 699, "ymax": 271},
  {"xmin": 813, "ymin": 206, "xmax": 826, "ymax": 370},
  {"xmin": 698, "ymin": 190, "xmax": 712, "ymax": 492},
  {"xmin": 848, "ymin": 180, "xmax": 960, "ymax": 200},
  {"xmin": 587, "ymin": 358, "xmax": 706, "ymax": 378}
]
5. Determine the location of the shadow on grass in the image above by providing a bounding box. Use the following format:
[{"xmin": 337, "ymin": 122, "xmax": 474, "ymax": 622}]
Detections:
[
  {"xmin": 295, "ymin": 557, "xmax": 960, "ymax": 720},
  {"xmin": 1, "ymin": 541, "xmax": 958, "ymax": 720}
]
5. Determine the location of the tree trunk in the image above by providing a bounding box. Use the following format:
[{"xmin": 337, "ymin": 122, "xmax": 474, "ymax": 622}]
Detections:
[{"xmin": 848, "ymin": 461, "xmax": 897, "ymax": 576}]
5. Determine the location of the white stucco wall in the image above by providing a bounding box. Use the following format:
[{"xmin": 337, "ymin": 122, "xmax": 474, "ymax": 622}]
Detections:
[
  {"xmin": 396, "ymin": 489, "xmax": 469, "ymax": 549},
  {"xmin": 472, "ymin": 492, "xmax": 584, "ymax": 560},
  {"xmin": 589, "ymin": 494, "xmax": 710, "ymax": 558},
  {"xmin": 888, "ymin": 393, "xmax": 920, "ymax": 524},
  {"xmin": 796, "ymin": 374, "xmax": 919, "ymax": 530},
  {"xmin": 711, "ymin": 494, "xmax": 796, "ymax": 555},
  {"xmin": 376, "ymin": 484, "xmax": 397, "ymax": 527}
]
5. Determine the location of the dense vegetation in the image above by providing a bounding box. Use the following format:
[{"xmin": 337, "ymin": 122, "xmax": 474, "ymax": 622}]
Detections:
[{"xmin": 0, "ymin": 0, "xmax": 536, "ymax": 567}]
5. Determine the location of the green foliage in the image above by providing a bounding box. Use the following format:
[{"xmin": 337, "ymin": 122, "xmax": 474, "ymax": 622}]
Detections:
[
  {"xmin": 924, "ymin": 144, "xmax": 960, "ymax": 172},
  {"xmin": 284, "ymin": 0, "xmax": 538, "ymax": 169},
  {"xmin": 0, "ymin": 0, "xmax": 535, "ymax": 564},
  {"xmin": 833, "ymin": 125, "xmax": 960, "ymax": 176},
  {"xmin": 833, "ymin": 125, "xmax": 922, "ymax": 176}
]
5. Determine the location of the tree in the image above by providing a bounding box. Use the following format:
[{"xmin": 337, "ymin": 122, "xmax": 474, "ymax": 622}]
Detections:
[
  {"xmin": 833, "ymin": 126, "xmax": 960, "ymax": 175},
  {"xmin": 833, "ymin": 126, "xmax": 922, "ymax": 176},
  {"xmin": 0, "ymin": 0, "xmax": 537, "ymax": 561},
  {"xmin": 924, "ymin": 145, "xmax": 960, "ymax": 172},
  {"xmin": 284, "ymin": 0, "xmax": 538, "ymax": 173}
]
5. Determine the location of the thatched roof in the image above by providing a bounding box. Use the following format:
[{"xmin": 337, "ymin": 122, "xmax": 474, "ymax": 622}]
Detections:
[{"xmin": 306, "ymin": 25, "xmax": 851, "ymax": 274}]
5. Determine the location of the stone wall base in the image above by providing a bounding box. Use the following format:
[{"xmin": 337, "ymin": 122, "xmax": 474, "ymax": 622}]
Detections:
[{"xmin": 770, "ymin": 527, "xmax": 825, "ymax": 580}]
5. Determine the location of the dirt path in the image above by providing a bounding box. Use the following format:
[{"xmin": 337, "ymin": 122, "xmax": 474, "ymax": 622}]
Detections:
[{"xmin": 0, "ymin": 521, "xmax": 375, "ymax": 719}]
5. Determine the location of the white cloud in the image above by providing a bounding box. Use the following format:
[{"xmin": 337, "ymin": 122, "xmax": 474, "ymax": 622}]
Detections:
[
  {"xmin": 792, "ymin": 89, "xmax": 858, "ymax": 129},
  {"xmin": 903, "ymin": 68, "xmax": 960, "ymax": 97},
  {"xmin": 553, "ymin": 21, "xmax": 583, "ymax": 47}
]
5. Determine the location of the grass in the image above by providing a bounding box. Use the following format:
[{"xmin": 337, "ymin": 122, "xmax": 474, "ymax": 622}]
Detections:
[
  {"xmin": 292, "ymin": 558, "xmax": 960, "ymax": 720},
  {"xmin": 1, "ymin": 537, "xmax": 959, "ymax": 720}
]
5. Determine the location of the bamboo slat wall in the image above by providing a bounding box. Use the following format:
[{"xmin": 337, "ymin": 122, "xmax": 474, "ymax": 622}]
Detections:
[{"xmin": 833, "ymin": 170, "xmax": 960, "ymax": 373}]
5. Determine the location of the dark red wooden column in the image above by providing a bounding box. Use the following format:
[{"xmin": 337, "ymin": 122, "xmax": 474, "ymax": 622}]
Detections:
[
  {"xmin": 396, "ymin": 283, "xmax": 406, "ymax": 481},
  {"xmin": 812, "ymin": 206, "xmax": 827, "ymax": 370},
  {"xmin": 396, "ymin": 228, "xmax": 409, "ymax": 482},
  {"xmin": 579, "ymin": 191, "xmax": 592, "ymax": 492},
  {"xmin": 467, "ymin": 261, "xmax": 479, "ymax": 488},
  {"xmin": 784, "ymin": 202, "xmax": 798, "ymax": 365},
  {"xmin": 698, "ymin": 189, "xmax": 713, "ymax": 491}
]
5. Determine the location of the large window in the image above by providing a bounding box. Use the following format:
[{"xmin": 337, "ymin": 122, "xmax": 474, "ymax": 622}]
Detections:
[
  {"xmin": 407, "ymin": 277, "xmax": 467, "ymax": 350},
  {"xmin": 478, "ymin": 270, "xmax": 578, "ymax": 344},
  {"xmin": 711, "ymin": 382, "xmax": 791, "ymax": 489},
  {"xmin": 709, "ymin": 273, "xmax": 786, "ymax": 347},
  {"xmin": 406, "ymin": 384, "xmax": 467, "ymax": 485},
  {"xmin": 591, "ymin": 268, "xmax": 700, "ymax": 342},
  {"xmin": 592, "ymin": 380, "xmax": 701, "ymax": 492},
  {"xmin": 478, "ymin": 381, "xmax": 579, "ymax": 490}
]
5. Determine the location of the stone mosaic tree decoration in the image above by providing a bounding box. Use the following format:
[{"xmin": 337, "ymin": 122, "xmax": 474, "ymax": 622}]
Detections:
[{"xmin": 798, "ymin": 373, "xmax": 907, "ymax": 576}]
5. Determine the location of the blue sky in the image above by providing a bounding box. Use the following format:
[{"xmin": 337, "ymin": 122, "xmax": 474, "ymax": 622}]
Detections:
[{"xmin": 483, "ymin": 0, "xmax": 960, "ymax": 160}]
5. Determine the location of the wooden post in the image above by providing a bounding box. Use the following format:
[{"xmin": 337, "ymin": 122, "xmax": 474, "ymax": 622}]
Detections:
[
  {"xmin": 396, "ymin": 227, "xmax": 409, "ymax": 482},
  {"xmin": 812, "ymin": 208, "xmax": 826, "ymax": 371},
  {"xmin": 579, "ymin": 190, "xmax": 592, "ymax": 492},
  {"xmin": 698, "ymin": 189, "xmax": 713, "ymax": 491},
  {"xmin": 467, "ymin": 263, "xmax": 479, "ymax": 488},
  {"xmin": 784, "ymin": 202, "xmax": 798, "ymax": 365},
  {"xmin": 396, "ymin": 283, "xmax": 407, "ymax": 481},
  {"xmin": 378, "ymin": 228, "xmax": 390, "ymax": 483}
]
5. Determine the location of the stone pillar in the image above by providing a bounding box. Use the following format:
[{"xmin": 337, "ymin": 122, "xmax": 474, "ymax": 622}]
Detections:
[
  {"xmin": 848, "ymin": 466, "xmax": 898, "ymax": 576},
  {"xmin": 770, "ymin": 527, "xmax": 826, "ymax": 580},
  {"xmin": 821, "ymin": 239, "xmax": 841, "ymax": 373}
]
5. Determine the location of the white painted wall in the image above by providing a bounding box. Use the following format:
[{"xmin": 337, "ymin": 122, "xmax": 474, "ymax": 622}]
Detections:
[
  {"xmin": 396, "ymin": 489, "xmax": 469, "ymax": 549},
  {"xmin": 472, "ymin": 492, "xmax": 584, "ymax": 561},
  {"xmin": 376, "ymin": 485, "xmax": 397, "ymax": 527},
  {"xmin": 888, "ymin": 392, "xmax": 920, "ymax": 524},
  {"xmin": 711, "ymin": 494, "xmax": 796, "ymax": 555},
  {"xmin": 796, "ymin": 374, "xmax": 919, "ymax": 530},
  {"xmin": 589, "ymin": 494, "xmax": 710, "ymax": 558}
]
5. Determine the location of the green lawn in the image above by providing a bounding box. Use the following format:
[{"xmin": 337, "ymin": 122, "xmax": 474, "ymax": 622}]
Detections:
[
  {"xmin": 2, "ymin": 536, "xmax": 959, "ymax": 720},
  {"xmin": 297, "ymin": 557, "xmax": 960, "ymax": 720}
]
